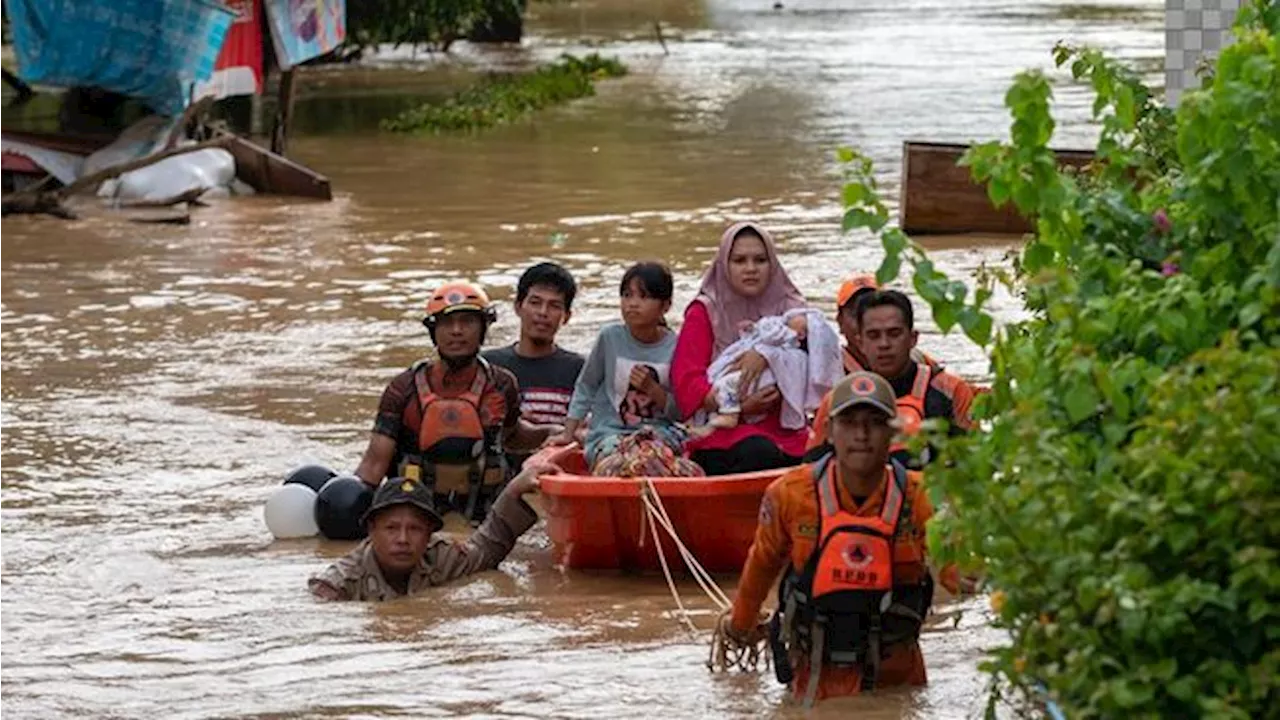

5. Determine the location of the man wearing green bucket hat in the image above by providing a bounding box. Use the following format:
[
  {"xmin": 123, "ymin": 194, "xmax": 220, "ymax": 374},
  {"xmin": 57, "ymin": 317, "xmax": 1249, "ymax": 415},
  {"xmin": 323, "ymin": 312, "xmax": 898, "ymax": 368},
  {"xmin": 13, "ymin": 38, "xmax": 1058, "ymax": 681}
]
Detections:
[{"xmin": 309, "ymin": 462, "xmax": 555, "ymax": 601}]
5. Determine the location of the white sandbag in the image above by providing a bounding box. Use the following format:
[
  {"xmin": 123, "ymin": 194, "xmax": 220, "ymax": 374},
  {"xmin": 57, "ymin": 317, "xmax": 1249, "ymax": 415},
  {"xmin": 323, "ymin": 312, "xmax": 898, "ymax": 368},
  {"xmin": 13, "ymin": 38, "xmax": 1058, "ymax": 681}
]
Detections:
[{"xmin": 109, "ymin": 148, "xmax": 237, "ymax": 203}]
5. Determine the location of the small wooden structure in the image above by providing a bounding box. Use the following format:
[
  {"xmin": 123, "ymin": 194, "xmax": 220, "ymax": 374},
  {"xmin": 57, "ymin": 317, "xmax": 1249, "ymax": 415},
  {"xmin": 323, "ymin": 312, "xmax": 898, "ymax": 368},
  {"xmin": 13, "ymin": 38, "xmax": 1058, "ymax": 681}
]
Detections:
[
  {"xmin": 899, "ymin": 141, "xmax": 1095, "ymax": 235},
  {"xmin": 2, "ymin": 128, "xmax": 331, "ymax": 201},
  {"xmin": 223, "ymin": 131, "xmax": 331, "ymax": 200}
]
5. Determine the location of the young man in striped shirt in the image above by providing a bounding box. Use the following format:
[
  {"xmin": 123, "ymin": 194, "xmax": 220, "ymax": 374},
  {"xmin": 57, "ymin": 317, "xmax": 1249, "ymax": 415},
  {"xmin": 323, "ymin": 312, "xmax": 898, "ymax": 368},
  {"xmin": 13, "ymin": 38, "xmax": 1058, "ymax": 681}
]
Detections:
[{"xmin": 483, "ymin": 263, "xmax": 585, "ymax": 469}]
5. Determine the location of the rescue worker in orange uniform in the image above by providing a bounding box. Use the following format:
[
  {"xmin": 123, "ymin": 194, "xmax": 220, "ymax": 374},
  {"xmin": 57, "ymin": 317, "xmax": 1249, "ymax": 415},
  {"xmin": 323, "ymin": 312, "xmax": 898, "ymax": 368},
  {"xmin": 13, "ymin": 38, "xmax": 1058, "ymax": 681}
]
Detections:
[
  {"xmin": 719, "ymin": 371, "xmax": 957, "ymax": 706},
  {"xmin": 353, "ymin": 282, "xmax": 558, "ymax": 524},
  {"xmin": 810, "ymin": 289, "xmax": 982, "ymax": 468},
  {"xmin": 835, "ymin": 274, "xmax": 942, "ymax": 375}
]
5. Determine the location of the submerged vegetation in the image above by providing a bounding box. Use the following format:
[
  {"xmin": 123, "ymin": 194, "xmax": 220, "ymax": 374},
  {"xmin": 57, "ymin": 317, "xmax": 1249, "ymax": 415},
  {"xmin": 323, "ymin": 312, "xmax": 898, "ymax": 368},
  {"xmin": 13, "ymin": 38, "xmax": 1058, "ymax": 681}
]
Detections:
[
  {"xmin": 381, "ymin": 53, "xmax": 627, "ymax": 133},
  {"xmin": 842, "ymin": 1, "xmax": 1278, "ymax": 717}
]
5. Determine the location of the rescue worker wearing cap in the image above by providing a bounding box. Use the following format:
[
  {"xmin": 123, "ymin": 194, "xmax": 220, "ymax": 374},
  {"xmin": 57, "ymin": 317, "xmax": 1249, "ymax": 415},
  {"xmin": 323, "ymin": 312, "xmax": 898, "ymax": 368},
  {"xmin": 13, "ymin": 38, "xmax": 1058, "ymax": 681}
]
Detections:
[
  {"xmin": 717, "ymin": 372, "xmax": 957, "ymax": 706},
  {"xmin": 353, "ymin": 282, "xmax": 558, "ymax": 524},
  {"xmin": 835, "ymin": 274, "xmax": 942, "ymax": 376},
  {"xmin": 810, "ymin": 288, "xmax": 981, "ymax": 469},
  {"xmin": 309, "ymin": 462, "xmax": 554, "ymax": 601}
]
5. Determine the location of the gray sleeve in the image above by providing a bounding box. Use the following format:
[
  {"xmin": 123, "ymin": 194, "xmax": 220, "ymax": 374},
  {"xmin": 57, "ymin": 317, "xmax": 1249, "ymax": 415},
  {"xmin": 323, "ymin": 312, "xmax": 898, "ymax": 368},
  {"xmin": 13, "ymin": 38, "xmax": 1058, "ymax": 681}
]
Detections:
[{"xmin": 567, "ymin": 326, "xmax": 612, "ymax": 420}]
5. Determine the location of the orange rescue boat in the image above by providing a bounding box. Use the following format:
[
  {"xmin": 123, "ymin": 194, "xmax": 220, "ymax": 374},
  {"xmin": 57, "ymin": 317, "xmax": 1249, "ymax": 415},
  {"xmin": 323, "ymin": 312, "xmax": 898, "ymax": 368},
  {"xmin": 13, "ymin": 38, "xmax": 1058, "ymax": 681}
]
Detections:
[{"xmin": 528, "ymin": 444, "xmax": 794, "ymax": 572}]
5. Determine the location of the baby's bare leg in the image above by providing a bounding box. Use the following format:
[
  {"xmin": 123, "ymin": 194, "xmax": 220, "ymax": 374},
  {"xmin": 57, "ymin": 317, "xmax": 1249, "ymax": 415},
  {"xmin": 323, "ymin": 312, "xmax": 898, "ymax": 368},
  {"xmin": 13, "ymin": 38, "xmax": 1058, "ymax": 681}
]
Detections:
[{"xmin": 689, "ymin": 412, "xmax": 739, "ymax": 439}]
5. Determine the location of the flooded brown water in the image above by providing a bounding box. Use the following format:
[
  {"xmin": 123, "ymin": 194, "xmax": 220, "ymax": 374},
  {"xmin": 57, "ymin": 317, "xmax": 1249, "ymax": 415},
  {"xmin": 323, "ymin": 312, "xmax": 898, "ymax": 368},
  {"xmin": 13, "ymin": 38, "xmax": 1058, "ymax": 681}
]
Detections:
[{"xmin": 2, "ymin": 0, "xmax": 1162, "ymax": 717}]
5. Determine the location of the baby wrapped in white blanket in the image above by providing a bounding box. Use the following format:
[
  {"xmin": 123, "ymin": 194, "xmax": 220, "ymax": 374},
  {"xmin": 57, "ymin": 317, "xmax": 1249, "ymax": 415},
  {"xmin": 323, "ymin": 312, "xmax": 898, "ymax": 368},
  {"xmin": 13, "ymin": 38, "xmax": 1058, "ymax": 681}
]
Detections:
[{"xmin": 692, "ymin": 308, "xmax": 843, "ymax": 435}]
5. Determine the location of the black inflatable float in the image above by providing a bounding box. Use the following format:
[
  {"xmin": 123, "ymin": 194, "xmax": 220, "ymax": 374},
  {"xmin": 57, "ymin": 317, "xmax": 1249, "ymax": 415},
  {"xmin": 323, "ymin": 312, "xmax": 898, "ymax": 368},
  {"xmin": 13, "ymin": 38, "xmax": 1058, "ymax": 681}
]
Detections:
[
  {"xmin": 314, "ymin": 474, "xmax": 373, "ymax": 541},
  {"xmin": 284, "ymin": 464, "xmax": 337, "ymax": 493}
]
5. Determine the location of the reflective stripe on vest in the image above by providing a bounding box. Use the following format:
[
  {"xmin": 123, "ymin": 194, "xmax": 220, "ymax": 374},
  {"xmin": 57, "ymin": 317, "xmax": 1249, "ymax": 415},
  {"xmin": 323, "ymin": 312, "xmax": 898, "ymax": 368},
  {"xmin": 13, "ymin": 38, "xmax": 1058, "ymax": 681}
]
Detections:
[{"xmin": 842, "ymin": 346, "xmax": 865, "ymax": 374}]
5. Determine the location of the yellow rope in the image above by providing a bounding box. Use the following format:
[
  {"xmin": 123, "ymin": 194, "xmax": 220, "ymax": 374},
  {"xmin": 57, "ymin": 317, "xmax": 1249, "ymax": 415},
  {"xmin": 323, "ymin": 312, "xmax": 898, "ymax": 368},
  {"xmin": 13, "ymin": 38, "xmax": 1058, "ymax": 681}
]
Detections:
[
  {"xmin": 642, "ymin": 486, "xmax": 701, "ymax": 638},
  {"xmin": 639, "ymin": 479, "xmax": 732, "ymax": 609},
  {"xmin": 636, "ymin": 478, "xmax": 767, "ymax": 673}
]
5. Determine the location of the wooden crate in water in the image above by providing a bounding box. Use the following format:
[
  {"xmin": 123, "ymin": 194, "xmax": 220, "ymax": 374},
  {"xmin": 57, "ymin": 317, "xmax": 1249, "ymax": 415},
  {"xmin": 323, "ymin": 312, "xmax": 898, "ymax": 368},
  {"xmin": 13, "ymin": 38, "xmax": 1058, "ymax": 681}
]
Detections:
[{"xmin": 899, "ymin": 141, "xmax": 1095, "ymax": 235}]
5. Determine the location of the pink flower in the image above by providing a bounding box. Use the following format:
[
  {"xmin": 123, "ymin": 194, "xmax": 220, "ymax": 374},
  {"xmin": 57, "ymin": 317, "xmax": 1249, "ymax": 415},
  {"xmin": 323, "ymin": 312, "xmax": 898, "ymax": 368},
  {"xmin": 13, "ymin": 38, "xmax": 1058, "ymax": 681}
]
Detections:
[
  {"xmin": 1153, "ymin": 209, "xmax": 1172, "ymax": 234},
  {"xmin": 1161, "ymin": 262, "xmax": 1180, "ymax": 277}
]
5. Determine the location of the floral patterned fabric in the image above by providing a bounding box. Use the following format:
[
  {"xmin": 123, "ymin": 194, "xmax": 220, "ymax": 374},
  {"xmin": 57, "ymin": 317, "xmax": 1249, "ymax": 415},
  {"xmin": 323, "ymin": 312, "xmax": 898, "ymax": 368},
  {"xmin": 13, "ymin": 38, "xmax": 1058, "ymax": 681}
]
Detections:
[{"xmin": 589, "ymin": 426, "xmax": 705, "ymax": 478}]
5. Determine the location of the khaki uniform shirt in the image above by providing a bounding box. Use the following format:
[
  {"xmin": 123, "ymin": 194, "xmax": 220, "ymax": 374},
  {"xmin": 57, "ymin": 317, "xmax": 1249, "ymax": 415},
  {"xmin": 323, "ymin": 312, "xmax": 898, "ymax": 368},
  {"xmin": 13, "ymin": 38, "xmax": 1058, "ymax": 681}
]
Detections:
[{"xmin": 308, "ymin": 486, "xmax": 538, "ymax": 601}]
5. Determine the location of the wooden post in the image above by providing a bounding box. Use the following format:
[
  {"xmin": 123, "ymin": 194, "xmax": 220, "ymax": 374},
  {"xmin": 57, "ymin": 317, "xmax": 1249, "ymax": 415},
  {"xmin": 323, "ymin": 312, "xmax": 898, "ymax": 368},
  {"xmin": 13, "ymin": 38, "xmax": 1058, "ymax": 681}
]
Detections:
[{"xmin": 271, "ymin": 68, "xmax": 296, "ymax": 156}]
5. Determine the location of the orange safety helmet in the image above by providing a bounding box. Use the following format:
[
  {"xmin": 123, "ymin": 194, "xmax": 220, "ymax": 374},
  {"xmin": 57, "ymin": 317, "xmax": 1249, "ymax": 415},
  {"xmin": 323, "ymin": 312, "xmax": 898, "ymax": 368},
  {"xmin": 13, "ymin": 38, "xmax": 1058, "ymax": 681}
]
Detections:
[
  {"xmin": 836, "ymin": 274, "xmax": 879, "ymax": 310},
  {"xmin": 422, "ymin": 282, "xmax": 498, "ymax": 331}
]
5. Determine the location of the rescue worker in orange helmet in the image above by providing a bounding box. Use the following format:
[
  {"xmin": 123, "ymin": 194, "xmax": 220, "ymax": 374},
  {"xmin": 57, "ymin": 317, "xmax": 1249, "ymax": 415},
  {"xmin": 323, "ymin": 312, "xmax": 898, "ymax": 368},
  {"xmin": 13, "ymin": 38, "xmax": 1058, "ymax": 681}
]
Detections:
[
  {"xmin": 810, "ymin": 288, "xmax": 982, "ymax": 469},
  {"xmin": 353, "ymin": 281, "xmax": 560, "ymax": 524},
  {"xmin": 718, "ymin": 372, "xmax": 958, "ymax": 706},
  {"xmin": 835, "ymin": 274, "xmax": 942, "ymax": 376}
]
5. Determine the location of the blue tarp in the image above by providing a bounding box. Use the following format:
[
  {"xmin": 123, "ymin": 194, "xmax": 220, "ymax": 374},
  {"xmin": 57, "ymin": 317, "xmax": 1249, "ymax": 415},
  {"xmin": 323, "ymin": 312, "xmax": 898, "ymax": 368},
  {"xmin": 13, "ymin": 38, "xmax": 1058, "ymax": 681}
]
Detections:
[{"xmin": 7, "ymin": 0, "xmax": 235, "ymax": 116}]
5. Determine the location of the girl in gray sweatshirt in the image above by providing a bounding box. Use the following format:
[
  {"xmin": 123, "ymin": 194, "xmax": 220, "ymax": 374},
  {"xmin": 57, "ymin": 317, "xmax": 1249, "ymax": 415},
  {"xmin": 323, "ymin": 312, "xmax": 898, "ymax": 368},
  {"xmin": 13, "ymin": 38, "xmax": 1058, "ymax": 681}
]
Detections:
[{"xmin": 546, "ymin": 262, "xmax": 689, "ymax": 470}]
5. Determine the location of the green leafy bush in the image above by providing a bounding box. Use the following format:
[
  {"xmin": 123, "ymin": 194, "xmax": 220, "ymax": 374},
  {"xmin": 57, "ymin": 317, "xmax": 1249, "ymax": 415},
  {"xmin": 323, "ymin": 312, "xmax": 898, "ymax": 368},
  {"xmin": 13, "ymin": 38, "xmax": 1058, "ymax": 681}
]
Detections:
[
  {"xmin": 841, "ymin": 2, "xmax": 1279, "ymax": 717},
  {"xmin": 381, "ymin": 53, "xmax": 627, "ymax": 133}
]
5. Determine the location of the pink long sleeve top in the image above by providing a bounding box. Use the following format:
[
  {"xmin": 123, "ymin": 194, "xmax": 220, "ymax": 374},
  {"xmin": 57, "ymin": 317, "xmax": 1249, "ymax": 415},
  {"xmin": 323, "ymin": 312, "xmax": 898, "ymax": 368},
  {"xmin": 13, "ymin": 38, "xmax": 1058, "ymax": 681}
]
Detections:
[{"xmin": 671, "ymin": 301, "xmax": 809, "ymax": 457}]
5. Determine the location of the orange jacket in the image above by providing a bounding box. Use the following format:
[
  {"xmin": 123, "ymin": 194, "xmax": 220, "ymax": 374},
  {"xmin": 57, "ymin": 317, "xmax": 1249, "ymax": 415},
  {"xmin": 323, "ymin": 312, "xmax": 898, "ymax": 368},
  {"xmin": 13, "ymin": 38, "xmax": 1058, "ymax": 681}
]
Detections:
[
  {"xmin": 808, "ymin": 363, "xmax": 982, "ymax": 455},
  {"xmin": 730, "ymin": 462, "xmax": 949, "ymax": 701}
]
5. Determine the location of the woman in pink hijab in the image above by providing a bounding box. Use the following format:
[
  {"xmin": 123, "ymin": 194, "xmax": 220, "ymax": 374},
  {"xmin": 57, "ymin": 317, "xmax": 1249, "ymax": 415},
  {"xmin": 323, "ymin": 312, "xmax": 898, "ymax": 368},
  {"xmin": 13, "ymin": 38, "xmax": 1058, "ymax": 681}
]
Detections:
[{"xmin": 671, "ymin": 222, "xmax": 809, "ymax": 475}]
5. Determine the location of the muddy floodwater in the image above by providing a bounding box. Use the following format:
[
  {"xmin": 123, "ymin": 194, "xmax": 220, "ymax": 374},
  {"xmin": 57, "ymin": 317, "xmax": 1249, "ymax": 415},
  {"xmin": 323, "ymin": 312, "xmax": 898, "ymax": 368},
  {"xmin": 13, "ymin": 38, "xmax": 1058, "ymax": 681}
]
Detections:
[{"xmin": 2, "ymin": 0, "xmax": 1162, "ymax": 717}]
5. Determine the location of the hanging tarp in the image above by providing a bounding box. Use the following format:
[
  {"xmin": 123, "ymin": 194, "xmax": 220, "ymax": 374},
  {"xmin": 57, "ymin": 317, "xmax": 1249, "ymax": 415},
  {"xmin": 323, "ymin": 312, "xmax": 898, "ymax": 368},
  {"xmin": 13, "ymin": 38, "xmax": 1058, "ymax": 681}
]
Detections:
[
  {"xmin": 197, "ymin": 0, "xmax": 265, "ymax": 99},
  {"xmin": 6, "ymin": 0, "xmax": 235, "ymax": 116},
  {"xmin": 264, "ymin": 0, "xmax": 346, "ymax": 69}
]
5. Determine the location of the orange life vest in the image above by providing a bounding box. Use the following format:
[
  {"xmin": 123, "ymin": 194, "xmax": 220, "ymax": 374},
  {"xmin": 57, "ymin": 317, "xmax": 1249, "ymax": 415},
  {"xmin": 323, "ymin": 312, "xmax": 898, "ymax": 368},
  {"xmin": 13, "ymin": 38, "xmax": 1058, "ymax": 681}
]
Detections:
[
  {"xmin": 399, "ymin": 358, "xmax": 507, "ymax": 498},
  {"xmin": 842, "ymin": 346, "xmax": 865, "ymax": 374},
  {"xmin": 808, "ymin": 461, "xmax": 902, "ymax": 605},
  {"xmin": 890, "ymin": 362, "xmax": 932, "ymax": 456},
  {"xmin": 776, "ymin": 457, "xmax": 932, "ymax": 701}
]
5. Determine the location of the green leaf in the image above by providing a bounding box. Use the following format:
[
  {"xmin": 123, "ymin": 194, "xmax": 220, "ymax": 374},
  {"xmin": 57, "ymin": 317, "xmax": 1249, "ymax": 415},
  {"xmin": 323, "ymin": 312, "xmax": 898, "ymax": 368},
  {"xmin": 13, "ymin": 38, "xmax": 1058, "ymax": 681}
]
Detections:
[
  {"xmin": 842, "ymin": 182, "xmax": 872, "ymax": 208},
  {"xmin": 1115, "ymin": 85, "xmax": 1136, "ymax": 129},
  {"xmin": 1024, "ymin": 241, "xmax": 1055, "ymax": 273},
  {"xmin": 960, "ymin": 308, "xmax": 995, "ymax": 346},
  {"xmin": 968, "ymin": 313, "xmax": 993, "ymax": 345},
  {"xmin": 989, "ymin": 177, "xmax": 1011, "ymax": 207},
  {"xmin": 836, "ymin": 147, "xmax": 856, "ymax": 164},
  {"xmin": 1054, "ymin": 43, "xmax": 1072, "ymax": 67},
  {"xmin": 883, "ymin": 228, "xmax": 909, "ymax": 254},
  {"xmin": 842, "ymin": 208, "xmax": 884, "ymax": 232},
  {"xmin": 1062, "ymin": 382, "xmax": 1101, "ymax": 424},
  {"xmin": 934, "ymin": 302, "xmax": 958, "ymax": 332},
  {"xmin": 1240, "ymin": 302, "xmax": 1262, "ymax": 328},
  {"xmin": 916, "ymin": 258, "xmax": 936, "ymax": 281},
  {"xmin": 876, "ymin": 253, "xmax": 902, "ymax": 285}
]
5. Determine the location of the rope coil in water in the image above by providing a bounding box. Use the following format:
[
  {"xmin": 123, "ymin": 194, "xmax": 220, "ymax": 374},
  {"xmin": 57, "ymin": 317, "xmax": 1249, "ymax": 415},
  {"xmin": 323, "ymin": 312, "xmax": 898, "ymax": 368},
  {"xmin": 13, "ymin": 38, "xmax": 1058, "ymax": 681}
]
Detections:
[{"xmin": 636, "ymin": 478, "xmax": 768, "ymax": 673}]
